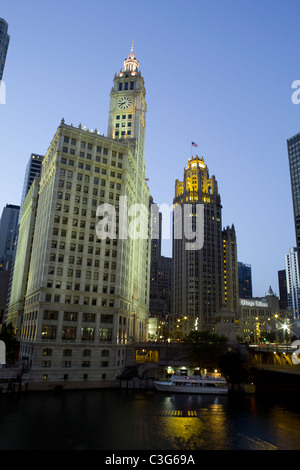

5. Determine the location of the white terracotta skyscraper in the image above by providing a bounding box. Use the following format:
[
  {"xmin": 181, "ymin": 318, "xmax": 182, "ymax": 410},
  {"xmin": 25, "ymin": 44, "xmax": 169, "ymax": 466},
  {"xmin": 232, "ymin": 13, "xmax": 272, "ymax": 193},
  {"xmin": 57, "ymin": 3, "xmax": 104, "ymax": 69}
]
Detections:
[{"xmin": 9, "ymin": 47, "xmax": 150, "ymax": 388}]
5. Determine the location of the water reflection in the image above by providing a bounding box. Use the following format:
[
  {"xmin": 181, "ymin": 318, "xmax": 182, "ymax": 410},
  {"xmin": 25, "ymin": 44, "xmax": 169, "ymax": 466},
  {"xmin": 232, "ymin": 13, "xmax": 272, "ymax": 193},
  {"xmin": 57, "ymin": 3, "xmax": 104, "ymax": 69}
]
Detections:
[
  {"xmin": 152, "ymin": 393, "xmax": 229, "ymax": 449},
  {"xmin": 0, "ymin": 389, "xmax": 300, "ymax": 450}
]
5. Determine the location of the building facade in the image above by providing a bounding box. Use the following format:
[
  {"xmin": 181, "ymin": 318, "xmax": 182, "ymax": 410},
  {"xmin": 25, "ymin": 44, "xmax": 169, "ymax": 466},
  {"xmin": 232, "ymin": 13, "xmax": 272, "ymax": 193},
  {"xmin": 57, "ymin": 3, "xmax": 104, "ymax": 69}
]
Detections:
[
  {"xmin": 0, "ymin": 204, "xmax": 20, "ymax": 323},
  {"xmin": 222, "ymin": 224, "xmax": 239, "ymax": 313},
  {"xmin": 172, "ymin": 156, "xmax": 224, "ymax": 333},
  {"xmin": 285, "ymin": 247, "xmax": 300, "ymax": 323},
  {"xmin": 0, "ymin": 204, "xmax": 20, "ymax": 259},
  {"xmin": 9, "ymin": 48, "xmax": 150, "ymax": 387},
  {"xmin": 278, "ymin": 269, "xmax": 288, "ymax": 310},
  {"xmin": 148, "ymin": 200, "xmax": 172, "ymax": 339},
  {"xmin": 238, "ymin": 294, "xmax": 293, "ymax": 342},
  {"xmin": 0, "ymin": 18, "xmax": 9, "ymax": 80},
  {"xmin": 287, "ymin": 132, "xmax": 300, "ymax": 272},
  {"xmin": 20, "ymin": 153, "xmax": 44, "ymax": 210},
  {"xmin": 7, "ymin": 178, "xmax": 40, "ymax": 331}
]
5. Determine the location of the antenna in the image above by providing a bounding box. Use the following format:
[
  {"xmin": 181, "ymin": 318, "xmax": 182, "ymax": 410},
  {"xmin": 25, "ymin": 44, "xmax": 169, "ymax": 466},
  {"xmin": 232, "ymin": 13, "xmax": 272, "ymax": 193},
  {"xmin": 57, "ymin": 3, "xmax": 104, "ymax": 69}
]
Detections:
[{"xmin": 131, "ymin": 39, "xmax": 134, "ymax": 53}]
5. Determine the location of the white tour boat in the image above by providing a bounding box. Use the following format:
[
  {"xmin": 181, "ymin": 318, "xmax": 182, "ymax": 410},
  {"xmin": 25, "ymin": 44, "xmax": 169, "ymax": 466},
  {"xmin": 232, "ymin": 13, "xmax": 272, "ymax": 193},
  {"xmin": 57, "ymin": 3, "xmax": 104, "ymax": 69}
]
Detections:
[{"xmin": 154, "ymin": 374, "xmax": 228, "ymax": 394}]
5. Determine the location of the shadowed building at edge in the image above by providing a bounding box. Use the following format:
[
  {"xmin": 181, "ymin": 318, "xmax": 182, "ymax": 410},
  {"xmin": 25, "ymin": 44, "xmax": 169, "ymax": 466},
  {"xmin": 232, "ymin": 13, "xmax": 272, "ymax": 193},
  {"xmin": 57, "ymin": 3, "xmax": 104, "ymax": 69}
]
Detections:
[{"xmin": 0, "ymin": 18, "xmax": 9, "ymax": 80}]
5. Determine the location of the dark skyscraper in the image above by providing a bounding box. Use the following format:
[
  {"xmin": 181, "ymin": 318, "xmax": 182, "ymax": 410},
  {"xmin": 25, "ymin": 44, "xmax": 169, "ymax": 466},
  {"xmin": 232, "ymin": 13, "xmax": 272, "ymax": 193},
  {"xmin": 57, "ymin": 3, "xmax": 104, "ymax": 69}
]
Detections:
[
  {"xmin": 222, "ymin": 225, "xmax": 239, "ymax": 313},
  {"xmin": 0, "ymin": 204, "xmax": 19, "ymax": 324},
  {"xmin": 149, "ymin": 199, "xmax": 172, "ymax": 320},
  {"xmin": 278, "ymin": 269, "xmax": 288, "ymax": 310},
  {"xmin": 287, "ymin": 132, "xmax": 300, "ymax": 272},
  {"xmin": 0, "ymin": 204, "xmax": 20, "ymax": 259},
  {"xmin": 238, "ymin": 262, "xmax": 252, "ymax": 298},
  {"xmin": 21, "ymin": 154, "xmax": 44, "ymax": 209},
  {"xmin": 0, "ymin": 18, "xmax": 10, "ymax": 80}
]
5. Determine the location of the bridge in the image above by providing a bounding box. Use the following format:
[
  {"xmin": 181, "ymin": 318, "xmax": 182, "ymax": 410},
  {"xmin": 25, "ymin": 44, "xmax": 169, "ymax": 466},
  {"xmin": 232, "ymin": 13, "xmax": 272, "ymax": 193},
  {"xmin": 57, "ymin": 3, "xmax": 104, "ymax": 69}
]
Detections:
[
  {"xmin": 248, "ymin": 343, "xmax": 300, "ymax": 374},
  {"xmin": 247, "ymin": 343, "xmax": 300, "ymax": 392}
]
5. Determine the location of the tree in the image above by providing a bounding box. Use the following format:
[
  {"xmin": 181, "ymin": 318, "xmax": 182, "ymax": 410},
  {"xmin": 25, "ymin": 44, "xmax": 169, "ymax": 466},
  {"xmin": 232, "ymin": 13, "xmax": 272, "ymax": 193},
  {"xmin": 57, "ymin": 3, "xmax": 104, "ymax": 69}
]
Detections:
[
  {"xmin": 183, "ymin": 330, "xmax": 228, "ymax": 370},
  {"xmin": 218, "ymin": 349, "xmax": 248, "ymax": 384}
]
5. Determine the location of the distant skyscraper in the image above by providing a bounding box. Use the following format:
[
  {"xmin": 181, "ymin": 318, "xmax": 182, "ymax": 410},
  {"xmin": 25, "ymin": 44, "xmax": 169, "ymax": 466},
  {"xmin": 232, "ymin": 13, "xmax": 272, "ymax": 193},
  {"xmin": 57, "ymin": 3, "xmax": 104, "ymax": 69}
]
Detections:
[
  {"xmin": 0, "ymin": 204, "xmax": 20, "ymax": 259},
  {"xmin": 285, "ymin": 247, "xmax": 300, "ymax": 320},
  {"xmin": 21, "ymin": 154, "xmax": 44, "ymax": 209},
  {"xmin": 278, "ymin": 269, "xmax": 288, "ymax": 309},
  {"xmin": 222, "ymin": 225, "xmax": 239, "ymax": 313},
  {"xmin": 287, "ymin": 132, "xmax": 300, "ymax": 271},
  {"xmin": 172, "ymin": 156, "xmax": 223, "ymax": 332},
  {"xmin": 238, "ymin": 262, "xmax": 252, "ymax": 298},
  {"xmin": 0, "ymin": 204, "xmax": 19, "ymax": 324},
  {"xmin": 149, "ymin": 199, "xmax": 172, "ymax": 320},
  {"xmin": 6, "ymin": 153, "xmax": 44, "ymax": 328},
  {"xmin": 7, "ymin": 178, "xmax": 40, "ymax": 330},
  {"xmin": 0, "ymin": 18, "xmax": 10, "ymax": 80}
]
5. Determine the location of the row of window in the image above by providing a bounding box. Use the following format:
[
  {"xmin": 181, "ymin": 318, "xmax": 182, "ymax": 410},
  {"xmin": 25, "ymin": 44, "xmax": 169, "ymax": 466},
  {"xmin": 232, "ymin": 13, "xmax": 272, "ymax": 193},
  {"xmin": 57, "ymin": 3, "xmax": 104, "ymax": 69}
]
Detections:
[
  {"xmin": 59, "ymin": 168, "xmax": 122, "ymax": 180},
  {"xmin": 44, "ymin": 293, "xmax": 115, "ymax": 307},
  {"xmin": 41, "ymin": 326, "xmax": 113, "ymax": 341},
  {"xmin": 52, "ymin": 226, "xmax": 118, "ymax": 244},
  {"xmin": 63, "ymin": 136, "xmax": 124, "ymax": 158},
  {"xmin": 42, "ymin": 361, "xmax": 109, "ymax": 368},
  {"xmin": 42, "ymin": 373, "xmax": 107, "ymax": 380},
  {"xmin": 43, "ymin": 347, "xmax": 109, "ymax": 356},
  {"xmin": 118, "ymin": 82, "xmax": 134, "ymax": 90},
  {"xmin": 61, "ymin": 152, "xmax": 124, "ymax": 169},
  {"xmin": 43, "ymin": 312, "xmax": 113, "ymax": 322},
  {"xmin": 49, "ymin": 249, "xmax": 117, "ymax": 262},
  {"xmin": 115, "ymin": 130, "xmax": 132, "ymax": 137}
]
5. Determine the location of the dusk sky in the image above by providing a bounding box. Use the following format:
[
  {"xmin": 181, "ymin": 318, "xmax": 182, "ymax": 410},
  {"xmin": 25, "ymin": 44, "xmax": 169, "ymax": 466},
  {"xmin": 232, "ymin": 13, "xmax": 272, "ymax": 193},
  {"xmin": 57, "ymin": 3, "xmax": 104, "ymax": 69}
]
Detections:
[{"xmin": 1, "ymin": 0, "xmax": 300, "ymax": 297}]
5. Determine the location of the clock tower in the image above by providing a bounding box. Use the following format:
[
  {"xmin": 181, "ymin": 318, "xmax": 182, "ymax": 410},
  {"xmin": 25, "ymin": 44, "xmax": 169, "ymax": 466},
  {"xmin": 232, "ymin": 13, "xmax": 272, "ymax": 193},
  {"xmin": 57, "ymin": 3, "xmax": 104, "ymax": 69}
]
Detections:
[{"xmin": 107, "ymin": 44, "xmax": 146, "ymax": 159}]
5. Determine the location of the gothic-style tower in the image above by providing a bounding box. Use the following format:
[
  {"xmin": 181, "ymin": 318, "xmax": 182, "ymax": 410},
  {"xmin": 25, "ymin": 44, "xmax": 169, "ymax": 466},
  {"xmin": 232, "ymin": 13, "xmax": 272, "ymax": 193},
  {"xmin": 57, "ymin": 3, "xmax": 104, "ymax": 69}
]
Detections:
[
  {"xmin": 172, "ymin": 156, "xmax": 224, "ymax": 332},
  {"xmin": 107, "ymin": 43, "xmax": 146, "ymax": 164}
]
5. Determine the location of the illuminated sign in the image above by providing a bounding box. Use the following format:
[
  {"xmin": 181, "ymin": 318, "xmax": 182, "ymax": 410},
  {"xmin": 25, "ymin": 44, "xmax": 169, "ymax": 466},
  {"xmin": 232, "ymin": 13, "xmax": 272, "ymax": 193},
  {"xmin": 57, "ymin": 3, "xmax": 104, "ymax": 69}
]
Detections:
[{"xmin": 240, "ymin": 299, "xmax": 268, "ymax": 308}]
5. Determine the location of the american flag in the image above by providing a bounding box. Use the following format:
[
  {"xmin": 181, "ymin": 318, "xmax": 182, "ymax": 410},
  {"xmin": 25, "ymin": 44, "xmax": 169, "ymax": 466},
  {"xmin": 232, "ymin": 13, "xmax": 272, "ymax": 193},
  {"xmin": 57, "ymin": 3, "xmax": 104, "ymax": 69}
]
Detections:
[{"xmin": 192, "ymin": 142, "xmax": 198, "ymax": 147}]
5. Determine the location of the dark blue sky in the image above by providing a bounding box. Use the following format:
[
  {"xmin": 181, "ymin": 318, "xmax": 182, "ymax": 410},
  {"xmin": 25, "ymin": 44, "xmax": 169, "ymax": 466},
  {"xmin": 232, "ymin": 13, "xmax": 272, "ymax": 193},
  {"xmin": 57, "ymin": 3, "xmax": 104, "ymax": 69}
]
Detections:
[{"xmin": 1, "ymin": 0, "xmax": 299, "ymax": 297}]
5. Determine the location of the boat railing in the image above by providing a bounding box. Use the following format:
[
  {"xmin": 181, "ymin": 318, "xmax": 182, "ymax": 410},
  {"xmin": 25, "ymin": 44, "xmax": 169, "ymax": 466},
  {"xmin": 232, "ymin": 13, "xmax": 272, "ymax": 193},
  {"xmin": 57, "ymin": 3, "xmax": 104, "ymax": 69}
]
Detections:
[{"xmin": 171, "ymin": 375, "xmax": 226, "ymax": 382}]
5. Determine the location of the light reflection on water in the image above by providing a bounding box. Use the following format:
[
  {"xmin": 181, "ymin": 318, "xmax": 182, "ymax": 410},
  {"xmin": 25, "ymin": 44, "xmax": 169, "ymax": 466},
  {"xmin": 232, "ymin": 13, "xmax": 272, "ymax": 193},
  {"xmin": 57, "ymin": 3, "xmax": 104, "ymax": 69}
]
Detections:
[{"xmin": 0, "ymin": 389, "xmax": 300, "ymax": 450}]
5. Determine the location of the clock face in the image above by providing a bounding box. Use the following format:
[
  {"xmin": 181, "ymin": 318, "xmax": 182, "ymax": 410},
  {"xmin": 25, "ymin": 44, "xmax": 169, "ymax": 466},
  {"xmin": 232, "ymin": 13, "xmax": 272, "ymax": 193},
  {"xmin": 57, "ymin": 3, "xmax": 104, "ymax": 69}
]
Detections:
[{"xmin": 117, "ymin": 96, "xmax": 132, "ymax": 109}]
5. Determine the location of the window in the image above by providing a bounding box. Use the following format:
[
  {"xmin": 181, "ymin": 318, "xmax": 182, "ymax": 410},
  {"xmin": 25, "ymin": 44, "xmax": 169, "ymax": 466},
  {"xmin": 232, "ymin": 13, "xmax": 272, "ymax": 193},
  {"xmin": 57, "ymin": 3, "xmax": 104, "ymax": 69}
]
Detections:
[
  {"xmin": 43, "ymin": 348, "xmax": 52, "ymax": 356},
  {"xmin": 81, "ymin": 328, "xmax": 94, "ymax": 341},
  {"xmin": 99, "ymin": 328, "xmax": 112, "ymax": 342},
  {"xmin": 62, "ymin": 326, "xmax": 76, "ymax": 340},
  {"xmin": 62, "ymin": 361, "xmax": 71, "ymax": 368},
  {"xmin": 41, "ymin": 325, "xmax": 57, "ymax": 340}
]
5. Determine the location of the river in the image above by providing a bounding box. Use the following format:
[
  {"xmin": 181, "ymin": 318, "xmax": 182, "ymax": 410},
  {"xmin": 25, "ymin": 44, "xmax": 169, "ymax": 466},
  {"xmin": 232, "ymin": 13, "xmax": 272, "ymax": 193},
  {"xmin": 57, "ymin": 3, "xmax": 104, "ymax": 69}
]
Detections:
[{"xmin": 0, "ymin": 388, "xmax": 300, "ymax": 451}]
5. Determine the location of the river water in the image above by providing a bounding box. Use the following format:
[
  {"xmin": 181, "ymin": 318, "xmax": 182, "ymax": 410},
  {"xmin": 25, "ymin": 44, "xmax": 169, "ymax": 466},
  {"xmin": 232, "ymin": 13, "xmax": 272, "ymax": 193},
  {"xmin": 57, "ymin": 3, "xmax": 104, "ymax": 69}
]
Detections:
[{"xmin": 0, "ymin": 388, "xmax": 300, "ymax": 451}]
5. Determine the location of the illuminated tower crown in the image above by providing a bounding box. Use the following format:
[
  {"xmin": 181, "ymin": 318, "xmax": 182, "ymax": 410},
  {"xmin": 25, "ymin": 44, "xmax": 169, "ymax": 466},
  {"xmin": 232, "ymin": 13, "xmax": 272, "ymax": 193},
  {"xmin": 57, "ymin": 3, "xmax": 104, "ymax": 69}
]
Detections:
[{"xmin": 122, "ymin": 40, "xmax": 139, "ymax": 74}]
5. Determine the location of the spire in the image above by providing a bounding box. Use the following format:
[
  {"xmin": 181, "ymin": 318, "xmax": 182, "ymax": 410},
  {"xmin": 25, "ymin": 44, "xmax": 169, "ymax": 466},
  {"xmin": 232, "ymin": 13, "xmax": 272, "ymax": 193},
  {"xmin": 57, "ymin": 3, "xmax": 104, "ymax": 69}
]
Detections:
[
  {"xmin": 123, "ymin": 40, "xmax": 139, "ymax": 73},
  {"xmin": 266, "ymin": 285, "xmax": 275, "ymax": 296}
]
